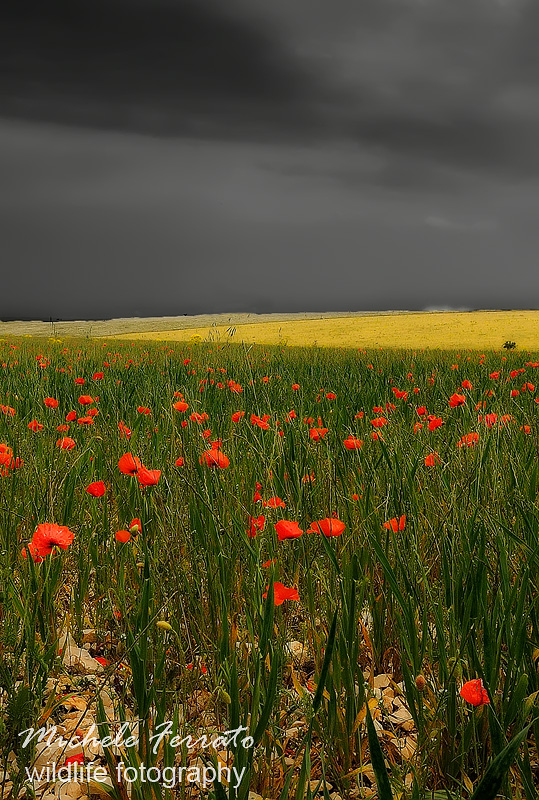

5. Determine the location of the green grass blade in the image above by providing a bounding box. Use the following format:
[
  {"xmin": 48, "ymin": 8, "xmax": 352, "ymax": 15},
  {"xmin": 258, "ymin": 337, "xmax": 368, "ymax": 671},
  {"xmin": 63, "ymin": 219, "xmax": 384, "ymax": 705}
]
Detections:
[
  {"xmin": 365, "ymin": 702, "xmax": 393, "ymax": 800},
  {"xmin": 469, "ymin": 723, "xmax": 531, "ymax": 800}
]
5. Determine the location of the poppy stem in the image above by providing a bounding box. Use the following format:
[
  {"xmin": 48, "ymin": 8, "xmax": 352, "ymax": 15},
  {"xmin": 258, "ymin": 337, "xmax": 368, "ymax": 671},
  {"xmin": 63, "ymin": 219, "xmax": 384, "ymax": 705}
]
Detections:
[{"xmin": 472, "ymin": 708, "xmax": 480, "ymax": 781}]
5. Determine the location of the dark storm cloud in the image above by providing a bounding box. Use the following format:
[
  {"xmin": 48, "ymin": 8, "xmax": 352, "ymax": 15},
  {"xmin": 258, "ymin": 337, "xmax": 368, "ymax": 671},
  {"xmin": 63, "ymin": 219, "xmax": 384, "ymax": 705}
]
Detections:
[
  {"xmin": 339, "ymin": 3, "xmax": 539, "ymax": 178},
  {"xmin": 2, "ymin": 0, "xmax": 539, "ymax": 321},
  {"xmin": 3, "ymin": 121, "xmax": 536, "ymax": 322},
  {"xmin": 256, "ymin": 0, "xmax": 539, "ymax": 180},
  {"xmin": 3, "ymin": 0, "xmax": 539, "ymax": 178},
  {"xmin": 0, "ymin": 0, "xmax": 325, "ymax": 140}
]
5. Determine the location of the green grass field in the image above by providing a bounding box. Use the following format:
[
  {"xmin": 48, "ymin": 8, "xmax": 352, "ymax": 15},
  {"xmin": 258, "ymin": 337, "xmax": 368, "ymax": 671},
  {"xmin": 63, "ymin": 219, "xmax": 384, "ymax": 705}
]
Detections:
[{"xmin": 1, "ymin": 336, "xmax": 539, "ymax": 800}]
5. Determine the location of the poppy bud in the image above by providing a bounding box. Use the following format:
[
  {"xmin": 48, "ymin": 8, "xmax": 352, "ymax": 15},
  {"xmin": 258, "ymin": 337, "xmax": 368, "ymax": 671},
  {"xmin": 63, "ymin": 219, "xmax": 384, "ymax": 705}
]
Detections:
[
  {"xmin": 157, "ymin": 620, "xmax": 173, "ymax": 631},
  {"xmin": 217, "ymin": 688, "xmax": 232, "ymax": 704},
  {"xmin": 415, "ymin": 675, "xmax": 426, "ymax": 692}
]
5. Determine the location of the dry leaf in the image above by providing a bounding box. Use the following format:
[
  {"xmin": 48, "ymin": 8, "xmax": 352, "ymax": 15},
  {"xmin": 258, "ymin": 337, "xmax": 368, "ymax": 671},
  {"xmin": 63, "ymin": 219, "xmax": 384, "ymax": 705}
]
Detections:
[
  {"xmin": 373, "ymin": 674, "xmax": 392, "ymax": 689},
  {"xmin": 62, "ymin": 695, "xmax": 88, "ymax": 712}
]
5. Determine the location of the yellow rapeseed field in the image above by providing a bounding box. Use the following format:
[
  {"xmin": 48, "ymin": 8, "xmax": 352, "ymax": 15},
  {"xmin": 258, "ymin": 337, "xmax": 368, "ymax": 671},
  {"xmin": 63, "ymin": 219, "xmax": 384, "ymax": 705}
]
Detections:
[{"xmin": 112, "ymin": 310, "xmax": 539, "ymax": 350}]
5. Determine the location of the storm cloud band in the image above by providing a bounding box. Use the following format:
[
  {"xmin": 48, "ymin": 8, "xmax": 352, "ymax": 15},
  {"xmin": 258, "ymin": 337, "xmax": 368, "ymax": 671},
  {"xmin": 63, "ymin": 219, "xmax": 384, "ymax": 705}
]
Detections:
[{"xmin": 1, "ymin": 0, "xmax": 538, "ymax": 318}]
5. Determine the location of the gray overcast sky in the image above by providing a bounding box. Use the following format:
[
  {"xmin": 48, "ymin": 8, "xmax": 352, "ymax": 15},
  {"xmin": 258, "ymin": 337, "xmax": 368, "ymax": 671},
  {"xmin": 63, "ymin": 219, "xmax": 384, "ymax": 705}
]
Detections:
[{"xmin": 1, "ymin": 0, "xmax": 538, "ymax": 319}]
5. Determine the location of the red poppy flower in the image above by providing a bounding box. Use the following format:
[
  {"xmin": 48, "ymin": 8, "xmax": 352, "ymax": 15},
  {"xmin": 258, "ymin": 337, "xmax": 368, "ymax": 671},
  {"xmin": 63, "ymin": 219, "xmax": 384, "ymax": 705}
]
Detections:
[
  {"xmin": 428, "ymin": 417, "xmax": 443, "ymax": 431},
  {"xmin": 0, "ymin": 444, "xmax": 13, "ymax": 460},
  {"xmin": 292, "ymin": 383, "xmax": 300, "ymax": 391},
  {"xmin": 449, "ymin": 393, "xmax": 466, "ymax": 408},
  {"xmin": 0, "ymin": 446, "xmax": 22, "ymax": 474},
  {"xmin": 263, "ymin": 581, "xmax": 300, "ymax": 606},
  {"xmin": 118, "ymin": 453, "xmax": 142, "ymax": 475},
  {"xmin": 416, "ymin": 406, "xmax": 427, "ymax": 416},
  {"xmin": 66, "ymin": 410, "xmax": 77, "ymax": 422},
  {"xmin": 86, "ymin": 480, "xmax": 106, "ymax": 497},
  {"xmin": 94, "ymin": 657, "xmax": 110, "ymax": 667},
  {"xmin": 44, "ymin": 397, "xmax": 59, "ymax": 409},
  {"xmin": 186, "ymin": 661, "xmax": 207, "ymax": 673},
  {"xmin": 371, "ymin": 417, "xmax": 388, "ymax": 428},
  {"xmin": 56, "ymin": 437, "xmax": 76, "ymax": 450},
  {"xmin": 461, "ymin": 380, "xmax": 473, "ymax": 390},
  {"xmin": 326, "ymin": 392, "xmax": 337, "ymax": 400},
  {"xmin": 460, "ymin": 678, "xmax": 490, "ymax": 706},
  {"xmin": 93, "ymin": 372, "xmax": 104, "ymax": 380},
  {"xmin": 190, "ymin": 411, "xmax": 209, "ymax": 424},
  {"xmin": 232, "ymin": 411, "xmax": 245, "ymax": 422},
  {"xmin": 136, "ymin": 467, "xmax": 161, "ymax": 486},
  {"xmin": 78, "ymin": 395, "xmax": 94, "ymax": 405},
  {"xmin": 74, "ymin": 378, "xmax": 85, "ymax": 385},
  {"xmin": 64, "ymin": 754, "xmax": 85, "ymax": 766},
  {"xmin": 457, "ymin": 432, "xmax": 479, "ymax": 448},
  {"xmin": 200, "ymin": 449, "xmax": 230, "ymax": 468},
  {"xmin": 307, "ymin": 518, "xmax": 346, "ymax": 537},
  {"xmin": 129, "ymin": 518, "xmax": 142, "ymax": 533},
  {"xmin": 28, "ymin": 420, "xmax": 44, "ymax": 432},
  {"xmin": 251, "ymin": 414, "xmax": 271, "ymax": 430},
  {"xmin": 173, "ymin": 400, "xmax": 189, "ymax": 412},
  {"xmin": 77, "ymin": 416, "xmax": 94, "ymax": 425},
  {"xmin": 383, "ymin": 515, "xmax": 406, "ymax": 533},
  {"xmin": 137, "ymin": 406, "xmax": 151, "ymax": 415},
  {"xmin": 263, "ymin": 496, "xmax": 286, "ymax": 509},
  {"xmin": 275, "ymin": 520, "xmax": 303, "ymax": 540},
  {"xmin": 22, "ymin": 522, "xmax": 75, "ymax": 562},
  {"xmin": 309, "ymin": 427, "xmax": 328, "ymax": 441},
  {"xmin": 343, "ymin": 436, "xmax": 363, "ymax": 450},
  {"xmin": 424, "ymin": 452, "xmax": 441, "ymax": 466},
  {"xmin": 118, "ymin": 421, "xmax": 132, "ymax": 439},
  {"xmin": 115, "ymin": 529, "xmax": 131, "ymax": 543},
  {"xmin": 247, "ymin": 515, "xmax": 266, "ymax": 538},
  {"xmin": 392, "ymin": 388, "xmax": 408, "ymax": 400},
  {"xmin": 175, "ymin": 456, "xmax": 185, "ymax": 467}
]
